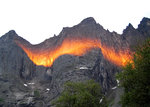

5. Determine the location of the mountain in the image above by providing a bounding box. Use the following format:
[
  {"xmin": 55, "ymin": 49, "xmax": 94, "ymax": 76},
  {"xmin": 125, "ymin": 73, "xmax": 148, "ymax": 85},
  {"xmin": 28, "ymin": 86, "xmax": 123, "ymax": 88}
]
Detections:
[{"xmin": 0, "ymin": 17, "xmax": 150, "ymax": 106}]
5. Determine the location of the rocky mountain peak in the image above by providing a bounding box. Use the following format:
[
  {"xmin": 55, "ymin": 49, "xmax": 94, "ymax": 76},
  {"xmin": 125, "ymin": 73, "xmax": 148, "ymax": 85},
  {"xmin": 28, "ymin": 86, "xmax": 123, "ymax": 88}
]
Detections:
[
  {"xmin": 127, "ymin": 23, "xmax": 134, "ymax": 29},
  {"xmin": 7, "ymin": 30, "xmax": 17, "ymax": 35},
  {"xmin": 140, "ymin": 17, "xmax": 150, "ymax": 26},
  {"xmin": 138, "ymin": 17, "xmax": 150, "ymax": 35},
  {"xmin": 123, "ymin": 23, "xmax": 135, "ymax": 34},
  {"xmin": 5, "ymin": 30, "xmax": 17, "ymax": 37},
  {"xmin": 138, "ymin": 17, "xmax": 150, "ymax": 29},
  {"xmin": 0, "ymin": 30, "xmax": 18, "ymax": 42},
  {"xmin": 80, "ymin": 17, "xmax": 97, "ymax": 25}
]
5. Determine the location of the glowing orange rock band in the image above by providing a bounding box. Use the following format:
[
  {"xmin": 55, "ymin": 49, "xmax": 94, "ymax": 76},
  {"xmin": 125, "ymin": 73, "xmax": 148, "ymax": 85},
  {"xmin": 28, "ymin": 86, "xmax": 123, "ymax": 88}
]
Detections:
[{"xmin": 15, "ymin": 37, "xmax": 132, "ymax": 67}]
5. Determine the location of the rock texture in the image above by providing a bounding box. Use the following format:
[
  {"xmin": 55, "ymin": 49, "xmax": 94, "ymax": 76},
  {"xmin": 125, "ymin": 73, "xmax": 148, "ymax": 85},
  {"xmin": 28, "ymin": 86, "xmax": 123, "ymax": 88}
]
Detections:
[{"xmin": 0, "ymin": 17, "xmax": 150, "ymax": 106}]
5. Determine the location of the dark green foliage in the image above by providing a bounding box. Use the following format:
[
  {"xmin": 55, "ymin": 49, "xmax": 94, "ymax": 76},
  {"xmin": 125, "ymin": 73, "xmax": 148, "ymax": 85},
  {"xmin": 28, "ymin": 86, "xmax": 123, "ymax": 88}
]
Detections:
[
  {"xmin": 34, "ymin": 90, "xmax": 40, "ymax": 98},
  {"xmin": 0, "ymin": 98, "xmax": 4, "ymax": 102},
  {"xmin": 53, "ymin": 80, "xmax": 107, "ymax": 107},
  {"xmin": 117, "ymin": 39, "xmax": 150, "ymax": 107}
]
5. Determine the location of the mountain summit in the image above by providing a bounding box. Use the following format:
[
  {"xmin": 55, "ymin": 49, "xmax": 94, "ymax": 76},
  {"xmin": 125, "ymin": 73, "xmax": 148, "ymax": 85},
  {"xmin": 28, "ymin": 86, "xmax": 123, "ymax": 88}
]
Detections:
[{"xmin": 80, "ymin": 17, "xmax": 97, "ymax": 25}]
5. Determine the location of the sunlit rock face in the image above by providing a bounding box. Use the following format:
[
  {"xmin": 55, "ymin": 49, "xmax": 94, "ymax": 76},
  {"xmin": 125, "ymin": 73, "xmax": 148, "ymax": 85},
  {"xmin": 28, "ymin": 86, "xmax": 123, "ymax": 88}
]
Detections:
[
  {"xmin": 0, "ymin": 17, "xmax": 150, "ymax": 106},
  {"xmin": 16, "ymin": 37, "xmax": 132, "ymax": 67}
]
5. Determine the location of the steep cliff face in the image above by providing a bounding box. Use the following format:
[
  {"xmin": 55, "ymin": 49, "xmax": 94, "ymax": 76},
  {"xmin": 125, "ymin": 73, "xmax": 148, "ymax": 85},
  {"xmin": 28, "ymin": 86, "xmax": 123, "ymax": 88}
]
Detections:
[
  {"xmin": 0, "ymin": 30, "xmax": 35, "ymax": 79},
  {"xmin": 0, "ymin": 17, "xmax": 150, "ymax": 106},
  {"xmin": 0, "ymin": 31, "xmax": 36, "ymax": 106}
]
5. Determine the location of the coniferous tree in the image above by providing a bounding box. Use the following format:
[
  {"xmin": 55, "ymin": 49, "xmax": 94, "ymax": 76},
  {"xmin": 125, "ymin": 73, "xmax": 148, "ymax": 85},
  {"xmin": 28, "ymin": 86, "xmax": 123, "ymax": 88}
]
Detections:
[{"xmin": 117, "ymin": 39, "xmax": 150, "ymax": 107}]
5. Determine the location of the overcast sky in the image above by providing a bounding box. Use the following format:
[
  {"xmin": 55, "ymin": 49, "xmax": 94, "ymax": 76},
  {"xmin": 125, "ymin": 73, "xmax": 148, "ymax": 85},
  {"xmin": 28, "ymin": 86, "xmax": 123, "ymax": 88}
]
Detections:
[{"xmin": 0, "ymin": 0, "xmax": 150, "ymax": 44}]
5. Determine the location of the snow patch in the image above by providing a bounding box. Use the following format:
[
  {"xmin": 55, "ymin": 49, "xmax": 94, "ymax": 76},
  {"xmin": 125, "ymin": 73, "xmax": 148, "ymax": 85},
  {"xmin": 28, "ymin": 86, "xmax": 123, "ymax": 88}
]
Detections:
[
  {"xmin": 117, "ymin": 79, "xmax": 119, "ymax": 84},
  {"xmin": 116, "ymin": 79, "xmax": 120, "ymax": 86},
  {"xmin": 28, "ymin": 82, "xmax": 35, "ymax": 85},
  {"xmin": 79, "ymin": 66, "xmax": 88, "ymax": 70},
  {"xmin": 46, "ymin": 88, "xmax": 50, "ymax": 91},
  {"xmin": 112, "ymin": 86, "xmax": 117, "ymax": 90},
  {"xmin": 99, "ymin": 98, "xmax": 103, "ymax": 103},
  {"xmin": 24, "ymin": 84, "xmax": 28, "ymax": 87}
]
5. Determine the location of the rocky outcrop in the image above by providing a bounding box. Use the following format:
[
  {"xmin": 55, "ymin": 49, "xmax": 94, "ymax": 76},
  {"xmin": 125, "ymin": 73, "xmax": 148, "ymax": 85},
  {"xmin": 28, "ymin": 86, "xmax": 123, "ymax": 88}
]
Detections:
[
  {"xmin": 0, "ymin": 30, "xmax": 36, "ymax": 106},
  {"xmin": 0, "ymin": 17, "xmax": 150, "ymax": 106},
  {"xmin": 122, "ymin": 17, "xmax": 150, "ymax": 50}
]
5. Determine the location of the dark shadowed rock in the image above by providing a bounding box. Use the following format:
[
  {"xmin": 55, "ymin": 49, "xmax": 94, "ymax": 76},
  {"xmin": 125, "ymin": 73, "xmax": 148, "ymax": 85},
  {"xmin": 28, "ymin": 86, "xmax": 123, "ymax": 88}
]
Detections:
[{"xmin": 138, "ymin": 17, "xmax": 150, "ymax": 36}]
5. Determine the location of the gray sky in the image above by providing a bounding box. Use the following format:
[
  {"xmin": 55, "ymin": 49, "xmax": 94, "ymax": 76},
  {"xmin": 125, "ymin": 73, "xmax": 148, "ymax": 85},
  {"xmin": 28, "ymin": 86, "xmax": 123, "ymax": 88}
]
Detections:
[{"xmin": 0, "ymin": 0, "xmax": 150, "ymax": 44}]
